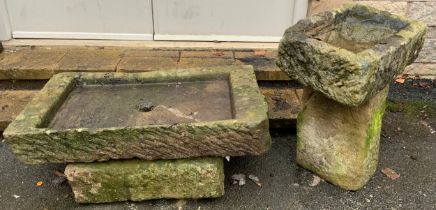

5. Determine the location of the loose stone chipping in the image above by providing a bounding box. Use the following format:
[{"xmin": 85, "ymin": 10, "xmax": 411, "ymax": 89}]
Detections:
[
  {"xmin": 296, "ymin": 87, "xmax": 388, "ymax": 190},
  {"xmin": 3, "ymin": 66, "xmax": 271, "ymax": 164},
  {"xmin": 65, "ymin": 157, "xmax": 224, "ymax": 203},
  {"xmin": 276, "ymin": 4, "xmax": 427, "ymax": 106}
]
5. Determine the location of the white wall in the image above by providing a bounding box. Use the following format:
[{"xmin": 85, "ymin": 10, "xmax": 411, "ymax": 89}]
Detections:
[{"xmin": 5, "ymin": 0, "xmax": 154, "ymax": 40}]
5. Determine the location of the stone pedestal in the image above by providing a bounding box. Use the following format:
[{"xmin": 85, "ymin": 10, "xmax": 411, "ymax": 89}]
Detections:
[
  {"xmin": 296, "ymin": 87, "xmax": 388, "ymax": 190},
  {"xmin": 65, "ymin": 157, "xmax": 224, "ymax": 203},
  {"xmin": 277, "ymin": 4, "xmax": 426, "ymax": 190}
]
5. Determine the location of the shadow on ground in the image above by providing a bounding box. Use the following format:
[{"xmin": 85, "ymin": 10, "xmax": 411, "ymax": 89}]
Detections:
[{"xmin": 0, "ymin": 80, "xmax": 435, "ymax": 210}]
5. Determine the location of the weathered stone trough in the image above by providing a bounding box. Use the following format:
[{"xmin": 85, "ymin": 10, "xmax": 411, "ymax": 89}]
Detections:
[
  {"xmin": 277, "ymin": 4, "xmax": 427, "ymax": 107},
  {"xmin": 277, "ymin": 4, "xmax": 426, "ymax": 190},
  {"xmin": 4, "ymin": 65, "xmax": 271, "ymax": 164},
  {"xmin": 4, "ymin": 65, "xmax": 271, "ymax": 203}
]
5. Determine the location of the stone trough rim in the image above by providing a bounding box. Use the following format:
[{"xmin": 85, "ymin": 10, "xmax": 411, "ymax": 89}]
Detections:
[
  {"xmin": 277, "ymin": 4, "xmax": 427, "ymax": 107},
  {"xmin": 285, "ymin": 4, "xmax": 425, "ymax": 59},
  {"xmin": 4, "ymin": 65, "xmax": 271, "ymax": 164}
]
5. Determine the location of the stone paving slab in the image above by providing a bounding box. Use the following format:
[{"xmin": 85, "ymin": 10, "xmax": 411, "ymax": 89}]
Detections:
[
  {"xmin": 0, "ymin": 45, "xmax": 433, "ymax": 81},
  {"xmin": 117, "ymin": 57, "xmax": 178, "ymax": 72},
  {"xmin": 234, "ymin": 50, "xmax": 278, "ymax": 59},
  {"xmin": 124, "ymin": 50, "xmax": 180, "ymax": 58},
  {"xmin": 403, "ymin": 63, "xmax": 436, "ymax": 79},
  {"xmin": 177, "ymin": 58, "xmax": 235, "ymax": 69},
  {"xmin": 180, "ymin": 50, "xmax": 233, "ymax": 59},
  {"xmin": 427, "ymin": 27, "xmax": 436, "ymax": 39},
  {"xmin": 357, "ymin": 1, "xmax": 407, "ymax": 16},
  {"xmin": 234, "ymin": 51, "xmax": 291, "ymax": 80},
  {"xmin": 408, "ymin": 2, "xmax": 436, "ymax": 26},
  {"xmin": 0, "ymin": 48, "xmax": 66, "ymax": 80},
  {"xmin": 0, "ymin": 47, "xmax": 291, "ymax": 81},
  {"xmin": 415, "ymin": 39, "xmax": 436, "ymax": 63},
  {"xmin": 236, "ymin": 57, "xmax": 290, "ymax": 81},
  {"xmin": 56, "ymin": 49, "xmax": 121, "ymax": 72},
  {"xmin": 0, "ymin": 80, "xmax": 46, "ymax": 130},
  {"xmin": 65, "ymin": 157, "xmax": 224, "ymax": 203},
  {"xmin": 0, "ymin": 90, "xmax": 38, "ymax": 130}
]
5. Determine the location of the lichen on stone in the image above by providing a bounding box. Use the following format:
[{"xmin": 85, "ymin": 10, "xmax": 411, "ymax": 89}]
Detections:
[{"xmin": 277, "ymin": 4, "xmax": 427, "ymax": 106}]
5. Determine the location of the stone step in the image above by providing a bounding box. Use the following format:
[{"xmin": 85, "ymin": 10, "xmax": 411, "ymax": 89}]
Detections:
[
  {"xmin": 259, "ymin": 82, "xmax": 303, "ymax": 129},
  {"xmin": 0, "ymin": 81, "xmax": 46, "ymax": 130},
  {"xmin": 0, "ymin": 47, "xmax": 290, "ymax": 81}
]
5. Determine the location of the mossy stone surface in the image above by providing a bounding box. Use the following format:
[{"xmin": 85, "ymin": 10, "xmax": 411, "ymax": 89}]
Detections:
[
  {"xmin": 277, "ymin": 4, "xmax": 426, "ymax": 106},
  {"xmin": 296, "ymin": 86, "xmax": 388, "ymax": 190},
  {"xmin": 65, "ymin": 157, "xmax": 224, "ymax": 203},
  {"xmin": 3, "ymin": 66, "xmax": 271, "ymax": 164}
]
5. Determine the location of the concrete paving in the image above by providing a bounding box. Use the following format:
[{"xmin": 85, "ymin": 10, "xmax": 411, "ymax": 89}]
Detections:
[{"xmin": 0, "ymin": 80, "xmax": 434, "ymax": 210}]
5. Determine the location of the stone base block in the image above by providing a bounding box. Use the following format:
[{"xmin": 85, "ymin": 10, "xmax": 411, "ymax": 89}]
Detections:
[
  {"xmin": 65, "ymin": 157, "xmax": 224, "ymax": 203},
  {"xmin": 296, "ymin": 86, "xmax": 388, "ymax": 190}
]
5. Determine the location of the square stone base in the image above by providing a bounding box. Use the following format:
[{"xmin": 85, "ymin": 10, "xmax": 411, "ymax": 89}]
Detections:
[
  {"xmin": 296, "ymin": 86, "xmax": 388, "ymax": 190},
  {"xmin": 65, "ymin": 157, "xmax": 224, "ymax": 203}
]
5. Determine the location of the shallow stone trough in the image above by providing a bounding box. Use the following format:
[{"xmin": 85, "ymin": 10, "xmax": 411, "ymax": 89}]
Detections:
[
  {"xmin": 4, "ymin": 65, "xmax": 271, "ymax": 203},
  {"xmin": 4, "ymin": 66, "xmax": 271, "ymax": 164},
  {"xmin": 277, "ymin": 4, "xmax": 426, "ymax": 190},
  {"xmin": 277, "ymin": 4, "xmax": 427, "ymax": 107}
]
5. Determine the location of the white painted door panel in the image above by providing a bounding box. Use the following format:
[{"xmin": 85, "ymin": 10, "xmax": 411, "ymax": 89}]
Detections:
[
  {"xmin": 0, "ymin": 0, "xmax": 12, "ymax": 40},
  {"xmin": 153, "ymin": 0, "xmax": 308, "ymax": 42},
  {"xmin": 5, "ymin": 0, "xmax": 154, "ymax": 40}
]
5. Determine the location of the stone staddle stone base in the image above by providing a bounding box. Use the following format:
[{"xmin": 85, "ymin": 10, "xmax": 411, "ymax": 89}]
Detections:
[
  {"xmin": 296, "ymin": 86, "xmax": 388, "ymax": 190},
  {"xmin": 64, "ymin": 157, "xmax": 224, "ymax": 203}
]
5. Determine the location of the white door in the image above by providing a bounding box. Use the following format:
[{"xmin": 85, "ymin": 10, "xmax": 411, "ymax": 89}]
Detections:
[
  {"xmin": 153, "ymin": 0, "xmax": 308, "ymax": 42},
  {"xmin": 4, "ymin": 0, "xmax": 154, "ymax": 40},
  {"xmin": 0, "ymin": 0, "xmax": 308, "ymax": 42}
]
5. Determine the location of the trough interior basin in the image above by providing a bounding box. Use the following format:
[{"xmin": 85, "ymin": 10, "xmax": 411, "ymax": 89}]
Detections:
[
  {"xmin": 49, "ymin": 80, "xmax": 233, "ymax": 129},
  {"xmin": 307, "ymin": 7, "xmax": 409, "ymax": 53}
]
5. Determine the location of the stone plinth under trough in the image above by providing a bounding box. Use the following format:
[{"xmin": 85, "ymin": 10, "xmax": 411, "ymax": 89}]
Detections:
[
  {"xmin": 277, "ymin": 4, "xmax": 426, "ymax": 106},
  {"xmin": 296, "ymin": 86, "xmax": 388, "ymax": 190},
  {"xmin": 4, "ymin": 66, "xmax": 271, "ymax": 164},
  {"xmin": 276, "ymin": 4, "xmax": 427, "ymax": 190},
  {"xmin": 65, "ymin": 157, "xmax": 224, "ymax": 203}
]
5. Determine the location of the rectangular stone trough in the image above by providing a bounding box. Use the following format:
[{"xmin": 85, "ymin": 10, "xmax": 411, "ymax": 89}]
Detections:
[
  {"xmin": 277, "ymin": 4, "xmax": 427, "ymax": 106},
  {"xmin": 4, "ymin": 65, "xmax": 271, "ymax": 164}
]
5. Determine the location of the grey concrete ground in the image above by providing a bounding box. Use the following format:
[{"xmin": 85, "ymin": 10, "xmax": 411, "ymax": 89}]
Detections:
[{"xmin": 0, "ymin": 80, "xmax": 435, "ymax": 210}]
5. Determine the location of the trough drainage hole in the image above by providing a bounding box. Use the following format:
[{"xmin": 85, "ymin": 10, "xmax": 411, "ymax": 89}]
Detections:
[{"xmin": 137, "ymin": 100, "xmax": 155, "ymax": 112}]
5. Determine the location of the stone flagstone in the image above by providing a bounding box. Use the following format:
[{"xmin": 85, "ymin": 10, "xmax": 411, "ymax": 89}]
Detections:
[{"xmin": 65, "ymin": 157, "xmax": 224, "ymax": 203}]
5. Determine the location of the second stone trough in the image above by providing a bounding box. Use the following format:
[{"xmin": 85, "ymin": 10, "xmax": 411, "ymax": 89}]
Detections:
[{"xmin": 277, "ymin": 4, "xmax": 427, "ymax": 190}]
